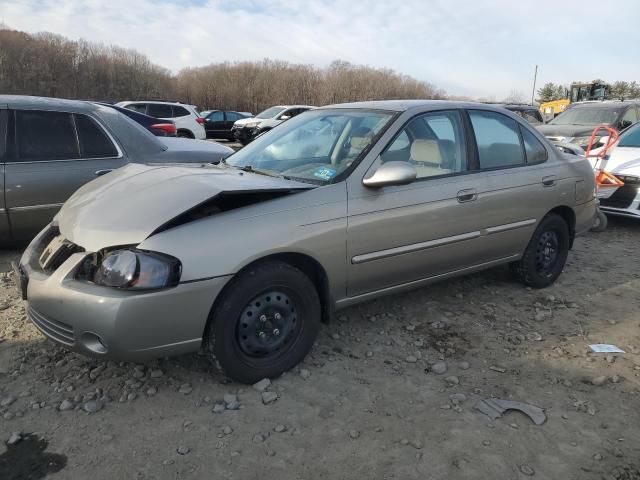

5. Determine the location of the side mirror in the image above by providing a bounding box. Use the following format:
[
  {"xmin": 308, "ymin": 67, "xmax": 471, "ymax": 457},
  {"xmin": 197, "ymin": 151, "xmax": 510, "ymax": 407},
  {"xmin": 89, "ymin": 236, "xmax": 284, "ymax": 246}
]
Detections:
[
  {"xmin": 620, "ymin": 120, "xmax": 633, "ymax": 130},
  {"xmin": 363, "ymin": 161, "xmax": 417, "ymax": 188},
  {"xmin": 279, "ymin": 115, "xmax": 291, "ymax": 121}
]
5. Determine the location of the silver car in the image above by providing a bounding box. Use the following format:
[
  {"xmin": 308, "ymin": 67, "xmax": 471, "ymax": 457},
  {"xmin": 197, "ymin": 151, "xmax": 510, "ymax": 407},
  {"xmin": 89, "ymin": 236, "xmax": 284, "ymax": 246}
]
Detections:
[
  {"xmin": 17, "ymin": 101, "xmax": 597, "ymax": 383},
  {"xmin": 0, "ymin": 95, "xmax": 233, "ymax": 244}
]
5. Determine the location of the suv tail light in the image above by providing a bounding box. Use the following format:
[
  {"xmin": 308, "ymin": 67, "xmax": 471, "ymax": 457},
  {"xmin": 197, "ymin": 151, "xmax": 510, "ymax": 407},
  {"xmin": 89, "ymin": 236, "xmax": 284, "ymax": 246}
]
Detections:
[
  {"xmin": 151, "ymin": 123, "xmax": 177, "ymax": 136},
  {"xmin": 196, "ymin": 117, "xmax": 205, "ymax": 125}
]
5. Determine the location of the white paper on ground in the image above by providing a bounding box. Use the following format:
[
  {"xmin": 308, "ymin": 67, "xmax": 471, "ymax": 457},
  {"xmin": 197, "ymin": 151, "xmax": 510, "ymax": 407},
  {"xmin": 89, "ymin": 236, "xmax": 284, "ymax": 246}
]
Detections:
[{"xmin": 589, "ymin": 344, "xmax": 625, "ymax": 353}]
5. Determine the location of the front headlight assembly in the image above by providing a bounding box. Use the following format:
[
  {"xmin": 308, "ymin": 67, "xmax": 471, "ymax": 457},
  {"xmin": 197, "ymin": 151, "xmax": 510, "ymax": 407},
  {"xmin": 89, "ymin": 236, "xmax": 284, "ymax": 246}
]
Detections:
[
  {"xmin": 570, "ymin": 136, "xmax": 599, "ymax": 148},
  {"xmin": 78, "ymin": 249, "xmax": 181, "ymax": 290}
]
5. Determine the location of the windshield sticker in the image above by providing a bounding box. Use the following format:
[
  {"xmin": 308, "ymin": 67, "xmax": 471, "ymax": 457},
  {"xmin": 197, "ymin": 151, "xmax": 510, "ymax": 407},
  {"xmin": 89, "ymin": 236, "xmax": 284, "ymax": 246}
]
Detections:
[{"xmin": 313, "ymin": 167, "xmax": 337, "ymax": 180}]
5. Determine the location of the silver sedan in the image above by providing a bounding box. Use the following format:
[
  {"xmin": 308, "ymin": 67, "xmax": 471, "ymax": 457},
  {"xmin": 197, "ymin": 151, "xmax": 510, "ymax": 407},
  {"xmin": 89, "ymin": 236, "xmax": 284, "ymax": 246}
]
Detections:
[{"xmin": 17, "ymin": 100, "xmax": 597, "ymax": 383}]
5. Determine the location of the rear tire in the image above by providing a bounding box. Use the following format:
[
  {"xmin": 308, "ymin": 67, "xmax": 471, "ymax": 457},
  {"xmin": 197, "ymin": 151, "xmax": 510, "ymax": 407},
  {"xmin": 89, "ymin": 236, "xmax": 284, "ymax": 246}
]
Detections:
[
  {"xmin": 177, "ymin": 130, "xmax": 194, "ymax": 139},
  {"xmin": 205, "ymin": 261, "xmax": 321, "ymax": 384},
  {"xmin": 590, "ymin": 209, "xmax": 608, "ymax": 232},
  {"xmin": 510, "ymin": 213, "xmax": 570, "ymax": 289}
]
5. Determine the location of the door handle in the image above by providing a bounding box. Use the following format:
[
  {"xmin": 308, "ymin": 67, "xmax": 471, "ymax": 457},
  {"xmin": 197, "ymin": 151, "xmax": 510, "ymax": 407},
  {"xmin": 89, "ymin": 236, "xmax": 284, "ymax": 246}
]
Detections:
[
  {"xmin": 542, "ymin": 175, "xmax": 557, "ymax": 187},
  {"xmin": 95, "ymin": 169, "xmax": 113, "ymax": 176},
  {"xmin": 457, "ymin": 188, "xmax": 477, "ymax": 203}
]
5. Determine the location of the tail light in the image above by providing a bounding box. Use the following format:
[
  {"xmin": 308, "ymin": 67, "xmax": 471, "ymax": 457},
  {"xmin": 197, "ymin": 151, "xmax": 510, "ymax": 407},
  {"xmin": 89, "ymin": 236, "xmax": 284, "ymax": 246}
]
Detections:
[
  {"xmin": 151, "ymin": 123, "xmax": 177, "ymax": 136},
  {"xmin": 196, "ymin": 117, "xmax": 205, "ymax": 125}
]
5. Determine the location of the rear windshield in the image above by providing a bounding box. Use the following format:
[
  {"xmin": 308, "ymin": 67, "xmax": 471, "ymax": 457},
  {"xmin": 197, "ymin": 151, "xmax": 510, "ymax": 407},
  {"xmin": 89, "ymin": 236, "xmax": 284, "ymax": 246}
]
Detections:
[{"xmin": 618, "ymin": 122, "xmax": 640, "ymax": 147}]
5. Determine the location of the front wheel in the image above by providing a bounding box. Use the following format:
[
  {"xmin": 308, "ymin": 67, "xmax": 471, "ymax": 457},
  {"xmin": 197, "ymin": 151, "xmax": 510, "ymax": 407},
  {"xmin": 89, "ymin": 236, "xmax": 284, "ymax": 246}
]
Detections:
[
  {"xmin": 510, "ymin": 213, "xmax": 570, "ymax": 289},
  {"xmin": 205, "ymin": 261, "xmax": 321, "ymax": 384}
]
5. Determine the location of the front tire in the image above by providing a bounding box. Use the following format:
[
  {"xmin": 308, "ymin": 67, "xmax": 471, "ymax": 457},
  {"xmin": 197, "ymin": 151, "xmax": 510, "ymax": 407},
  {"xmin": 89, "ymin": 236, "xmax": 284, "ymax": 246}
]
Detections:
[
  {"xmin": 206, "ymin": 261, "xmax": 321, "ymax": 384},
  {"xmin": 510, "ymin": 213, "xmax": 570, "ymax": 289}
]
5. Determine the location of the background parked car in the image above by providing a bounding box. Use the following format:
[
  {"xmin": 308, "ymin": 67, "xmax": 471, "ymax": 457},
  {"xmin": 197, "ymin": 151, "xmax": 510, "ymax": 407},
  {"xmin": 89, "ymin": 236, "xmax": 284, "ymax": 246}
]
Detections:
[
  {"xmin": 231, "ymin": 105, "xmax": 315, "ymax": 144},
  {"xmin": 95, "ymin": 102, "xmax": 177, "ymax": 136},
  {"xmin": 597, "ymin": 120, "xmax": 640, "ymax": 219},
  {"xmin": 116, "ymin": 100, "xmax": 206, "ymax": 139},
  {"xmin": 537, "ymin": 100, "xmax": 640, "ymax": 150},
  {"xmin": 0, "ymin": 95, "xmax": 233, "ymax": 244},
  {"xmin": 203, "ymin": 110, "xmax": 252, "ymax": 140},
  {"xmin": 501, "ymin": 104, "xmax": 544, "ymax": 125}
]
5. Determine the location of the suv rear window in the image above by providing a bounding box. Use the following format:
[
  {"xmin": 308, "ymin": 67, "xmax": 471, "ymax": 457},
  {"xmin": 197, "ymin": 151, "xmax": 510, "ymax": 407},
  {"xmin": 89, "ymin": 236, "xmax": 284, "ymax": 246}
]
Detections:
[
  {"xmin": 172, "ymin": 106, "xmax": 190, "ymax": 118},
  {"xmin": 75, "ymin": 114, "xmax": 118, "ymax": 158},
  {"xmin": 147, "ymin": 103, "xmax": 174, "ymax": 118},
  {"xmin": 15, "ymin": 110, "xmax": 80, "ymax": 161}
]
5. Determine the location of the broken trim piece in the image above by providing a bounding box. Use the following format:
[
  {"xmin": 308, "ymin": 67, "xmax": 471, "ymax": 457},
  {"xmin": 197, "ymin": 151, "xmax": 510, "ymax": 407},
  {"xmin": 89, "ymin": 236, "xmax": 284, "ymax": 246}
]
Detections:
[{"xmin": 475, "ymin": 398, "xmax": 547, "ymax": 425}]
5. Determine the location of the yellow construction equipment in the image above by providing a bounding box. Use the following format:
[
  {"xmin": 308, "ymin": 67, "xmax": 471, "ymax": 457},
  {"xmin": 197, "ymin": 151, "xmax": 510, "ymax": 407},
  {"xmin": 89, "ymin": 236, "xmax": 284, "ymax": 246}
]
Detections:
[{"xmin": 540, "ymin": 81, "xmax": 609, "ymax": 118}]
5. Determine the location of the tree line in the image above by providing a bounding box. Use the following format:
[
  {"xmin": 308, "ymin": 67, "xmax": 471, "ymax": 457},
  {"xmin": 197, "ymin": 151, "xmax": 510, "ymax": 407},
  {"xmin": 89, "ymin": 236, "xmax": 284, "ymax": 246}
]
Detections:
[
  {"xmin": 0, "ymin": 26, "xmax": 445, "ymax": 113},
  {"xmin": 537, "ymin": 80, "xmax": 640, "ymax": 103}
]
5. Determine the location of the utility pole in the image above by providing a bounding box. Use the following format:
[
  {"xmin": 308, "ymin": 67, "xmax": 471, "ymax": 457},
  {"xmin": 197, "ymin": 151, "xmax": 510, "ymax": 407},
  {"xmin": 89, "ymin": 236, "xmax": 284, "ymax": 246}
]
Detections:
[{"xmin": 531, "ymin": 65, "xmax": 538, "ymax": 105}]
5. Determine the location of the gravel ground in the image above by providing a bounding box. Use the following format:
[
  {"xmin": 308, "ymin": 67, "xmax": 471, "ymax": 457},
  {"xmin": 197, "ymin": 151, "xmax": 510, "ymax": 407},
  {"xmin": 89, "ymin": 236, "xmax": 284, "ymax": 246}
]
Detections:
[{"xmin": 1, "ymin": 217, "xmax": 639, "ymax": 479}]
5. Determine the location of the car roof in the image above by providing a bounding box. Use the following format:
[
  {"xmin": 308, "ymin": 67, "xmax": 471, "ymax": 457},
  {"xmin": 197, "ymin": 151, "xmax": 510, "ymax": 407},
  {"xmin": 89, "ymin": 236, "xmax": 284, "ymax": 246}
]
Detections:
[
  {"xmin": 272, "ymin": 105, "xmax": 316, "ymax": 109},
  {"xmin": 500, "ymin": 104, "xmax": 539, "ymax": 111},
  {"xmin": 318, "ymin": 99, "xmax": 518, "ymax": 114},
  {"xmin": 118, "ymin": 100, "xmax": 197, "ymax": 108},
  {"xmin": 0, "ymin": 95, "xmax": 100, "ymax": 113}
]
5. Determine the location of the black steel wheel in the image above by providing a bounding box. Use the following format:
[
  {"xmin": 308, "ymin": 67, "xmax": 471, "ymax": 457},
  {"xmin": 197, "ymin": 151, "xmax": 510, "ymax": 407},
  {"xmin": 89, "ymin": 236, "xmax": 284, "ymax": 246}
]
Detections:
[
  {"xmin": 511, "ymin": 213, "xmax": 570, "ymax": 288},
  {"xmin": 206, "ymin": 261, "xmax": 321, "ymax": 384}
]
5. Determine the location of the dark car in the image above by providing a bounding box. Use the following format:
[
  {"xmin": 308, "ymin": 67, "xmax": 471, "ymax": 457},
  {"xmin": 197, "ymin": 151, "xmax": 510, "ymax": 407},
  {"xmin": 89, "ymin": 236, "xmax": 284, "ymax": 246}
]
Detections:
[
  {"xmin": 203, "ymin": 110, "xmax": 251, "ymax": 140},
  {"xmin": 537, "ymin": 101, "xmax": 640, "ymax": 149},
  {"xmin": 96, "ymin": 103, "xmax": 177, "ymax": 137},
  {"xmin": 0, "ymin": 95, "xmax": 233, "ymax": 243},
  {"xmin": 501, "ymin": 104, "xmax": 544, "ymax": 125}
]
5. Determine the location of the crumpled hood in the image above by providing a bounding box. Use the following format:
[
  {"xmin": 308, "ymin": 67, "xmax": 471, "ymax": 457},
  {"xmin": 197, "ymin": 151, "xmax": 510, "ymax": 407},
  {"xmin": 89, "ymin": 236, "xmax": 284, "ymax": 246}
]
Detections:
[
  {"xmin": 58, "ymin": 163, "xmax": 312, "ymax": 251},
  {"xmin": 536, "ymin": 124, "xmax": 604, "ymax": 139},
  {"xmin": 233, "ymin": 117, "xmax": 259, "ymax": 127}
]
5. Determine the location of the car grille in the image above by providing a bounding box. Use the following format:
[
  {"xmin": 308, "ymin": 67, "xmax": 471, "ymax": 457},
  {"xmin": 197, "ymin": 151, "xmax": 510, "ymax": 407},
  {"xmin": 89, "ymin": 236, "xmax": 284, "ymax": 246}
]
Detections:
[
  {"xmin": 600, "ymin": 180, "xmax": 639, "ymax": 209},
  {"xmin": 28, "ymin": 306, "xmax": 75, "ymax": 345},
  {"xmin": 36, "ymin": 231, "xmax": 84, "ymax": 273}
]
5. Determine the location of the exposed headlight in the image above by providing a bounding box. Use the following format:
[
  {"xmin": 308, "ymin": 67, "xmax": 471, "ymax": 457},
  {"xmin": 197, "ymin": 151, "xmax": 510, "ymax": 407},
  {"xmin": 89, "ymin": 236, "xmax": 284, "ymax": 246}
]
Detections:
[
  {"xmin": 86, "ymin": 249, "xmax": 181, "ymax": 290},
  {"xmin": 244, "ymin": 121, "xmax": 261, "ymax": 129},
  {"xmin": 570, "ymin": 136, "xmax": 598, "ymax": 147}
]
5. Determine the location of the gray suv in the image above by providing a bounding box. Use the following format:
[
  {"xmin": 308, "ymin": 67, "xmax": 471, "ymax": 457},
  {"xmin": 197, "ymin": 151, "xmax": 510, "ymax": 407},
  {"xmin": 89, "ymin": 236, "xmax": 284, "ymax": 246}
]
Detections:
[
  {"xmin": 0, "ymin": 96, "xmax": 232, "ymax": 244},
  {"xmin": 18, "ymin": 100, "xmax": 596, "ymax": 384}
]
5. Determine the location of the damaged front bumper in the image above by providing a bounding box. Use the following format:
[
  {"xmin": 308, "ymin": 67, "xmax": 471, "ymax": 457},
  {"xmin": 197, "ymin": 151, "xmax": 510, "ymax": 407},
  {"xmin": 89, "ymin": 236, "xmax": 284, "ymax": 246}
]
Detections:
[{"xmin": 20, "ymin": 224, "xmax": 231, "ymax": 361}]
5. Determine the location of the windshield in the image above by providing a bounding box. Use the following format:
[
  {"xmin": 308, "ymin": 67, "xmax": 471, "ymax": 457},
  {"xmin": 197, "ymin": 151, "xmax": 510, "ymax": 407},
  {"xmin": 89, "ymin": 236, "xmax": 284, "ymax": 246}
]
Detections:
[
  {"xmin": 256, "ymin": 106, "xmax": 287, "ymax": 119},
  {"xmin": 550, "ymin": 107, "xmax": 623, "ymax": 126},
  {"xmin": 225, "ymin": 109, "xmax": 393, "ymax": 183},
  {"xmin": 618, "ymin": 122, "xmax": 640, "ymax": 147}
]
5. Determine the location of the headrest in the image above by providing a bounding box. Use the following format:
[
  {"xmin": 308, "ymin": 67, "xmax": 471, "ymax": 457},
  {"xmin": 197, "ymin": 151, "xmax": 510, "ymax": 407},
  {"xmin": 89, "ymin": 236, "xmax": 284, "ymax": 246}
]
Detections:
[{"xmin": 410, "ymin": 139, "xmax": 443, "ymax": 164}]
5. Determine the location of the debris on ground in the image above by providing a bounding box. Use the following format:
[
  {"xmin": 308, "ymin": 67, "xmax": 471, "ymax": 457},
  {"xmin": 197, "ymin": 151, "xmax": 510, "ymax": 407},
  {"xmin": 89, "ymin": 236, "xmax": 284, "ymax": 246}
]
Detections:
[{"xmin": 475, "ymin": 398, "xmax": 547, "ymax": 425}]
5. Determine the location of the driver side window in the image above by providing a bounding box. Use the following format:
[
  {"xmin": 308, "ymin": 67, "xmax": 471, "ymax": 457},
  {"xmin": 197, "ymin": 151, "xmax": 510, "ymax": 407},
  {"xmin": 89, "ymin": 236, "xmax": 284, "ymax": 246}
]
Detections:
[{"xmin": 380, "ymin": 110, "xmax": 467, "ymax": 179}]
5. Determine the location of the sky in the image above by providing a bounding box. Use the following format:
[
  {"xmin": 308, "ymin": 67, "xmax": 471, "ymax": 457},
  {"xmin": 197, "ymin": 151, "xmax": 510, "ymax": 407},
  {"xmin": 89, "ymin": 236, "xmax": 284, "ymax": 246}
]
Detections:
[{"xmin": 1, "ymin": 0, "xmax": 639, "ymax": 99}]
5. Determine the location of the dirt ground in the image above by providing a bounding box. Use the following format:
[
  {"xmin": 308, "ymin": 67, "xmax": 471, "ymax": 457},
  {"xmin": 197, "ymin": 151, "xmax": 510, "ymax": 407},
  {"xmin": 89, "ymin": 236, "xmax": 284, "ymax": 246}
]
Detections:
[{"xmin": 1, "ymin": 217, "xmax": 639, "ymax": 480}]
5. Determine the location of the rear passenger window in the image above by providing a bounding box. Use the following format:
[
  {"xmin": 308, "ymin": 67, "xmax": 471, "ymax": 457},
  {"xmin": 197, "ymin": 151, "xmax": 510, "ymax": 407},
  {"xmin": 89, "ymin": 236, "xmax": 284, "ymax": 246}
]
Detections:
[
  {"xmin": 15, "ymin": 110, "xmax": 79, "ymax": 161},
  {"xmin": 381, "ymin": 110, "xmax": 467, "ymax": 179},
  {"xmin": 75, "ymin": 114, "xmax": 118, "ymax": 159},
  {"xmin": 520, "ymin": 127, "xmax": 547, "ymax": 164},
  {"xmin": 147, "ymin": 103, "xmax": 174, "ymax": 118},
  {"xmin": 172, "ymin": 106, "xmax": 190, "ymax": 118},
  {"xmin": 469, "ymin": 110, "xmax": 524, "ymax": 169},
  {"xmin": 125, "ymin": 104, "xmax": 148, "ymax": 114}
]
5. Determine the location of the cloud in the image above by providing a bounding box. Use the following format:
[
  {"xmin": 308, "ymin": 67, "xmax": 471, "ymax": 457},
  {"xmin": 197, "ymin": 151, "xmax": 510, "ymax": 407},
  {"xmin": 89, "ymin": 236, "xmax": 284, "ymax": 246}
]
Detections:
[{"xmin": 1, "ymin": 0, "xmax": 639, "ymax": 98}]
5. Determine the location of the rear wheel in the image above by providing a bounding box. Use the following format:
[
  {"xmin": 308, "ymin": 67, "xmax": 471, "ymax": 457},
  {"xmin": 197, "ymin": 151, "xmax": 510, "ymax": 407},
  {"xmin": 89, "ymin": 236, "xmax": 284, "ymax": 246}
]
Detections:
[
  {"xmin": 205, "ymin": 261, "xmax": 321, "ymax": 384},
  {"xmin": 177, "ymin": 130, "xmax": 194, "ymax": 139},
  {"xmin": 590, "ymin": 209, "xmax": 608, "ymax": 232},
  {"xmin": 510, "ymin": 213, "xmax": 570, "ymax": 288}
]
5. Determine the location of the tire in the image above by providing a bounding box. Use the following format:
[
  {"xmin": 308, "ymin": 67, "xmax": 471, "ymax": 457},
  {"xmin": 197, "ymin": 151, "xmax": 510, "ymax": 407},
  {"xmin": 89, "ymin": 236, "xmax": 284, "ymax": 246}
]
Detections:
[
  {"xmin": 510, "ymin": 213, "xmax": 570, "ymax": 289},
  {"xmin": 205, "ymin": 261, "xmax": 321, "ymax": 384},
  {"xmin": 590, "ymin": 209, "xmax": 608, "ymax": 232},
  {"xmin": 177, "ymin": 130, "xmax": 194, "ymax": 139}
]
